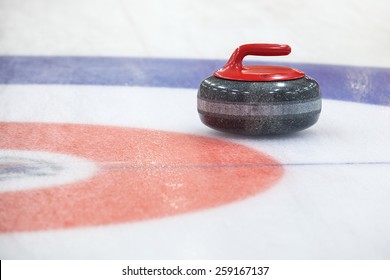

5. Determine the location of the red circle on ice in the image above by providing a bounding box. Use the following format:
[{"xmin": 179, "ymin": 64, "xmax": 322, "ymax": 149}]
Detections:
[{"xmin": 0, "ymin": 122, "xmax": 283, "ymax": 232}]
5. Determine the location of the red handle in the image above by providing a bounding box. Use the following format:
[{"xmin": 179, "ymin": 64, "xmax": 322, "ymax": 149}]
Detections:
[
  {"xmin": 223, "ymin": 44, "xmax": 291, "ymax": 71},
  {"xmin": 214, "ymin": 43, "xmax": 304, "ymax": 82}
]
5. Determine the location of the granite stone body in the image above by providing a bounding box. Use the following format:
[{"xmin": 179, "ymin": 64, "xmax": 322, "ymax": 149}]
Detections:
[{"xmin": 197, "ymin": 75, "xmax": 321, "ymax": 135}]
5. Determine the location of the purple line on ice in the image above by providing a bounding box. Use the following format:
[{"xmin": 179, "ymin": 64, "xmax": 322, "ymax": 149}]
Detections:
[{"xmin": 0, "ymin": 56, "xmax": 389, "ymax": 106}]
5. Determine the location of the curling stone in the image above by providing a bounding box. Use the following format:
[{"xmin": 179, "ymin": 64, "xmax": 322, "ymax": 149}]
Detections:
[{"xmin": 197, "ymin": 43, "xmax": 321, "ymax": 135}]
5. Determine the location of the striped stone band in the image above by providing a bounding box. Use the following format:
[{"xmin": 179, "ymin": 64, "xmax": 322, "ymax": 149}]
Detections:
[{"xmin": 197, "ymin": 98, "xmax": 321, "ymax": 117}]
